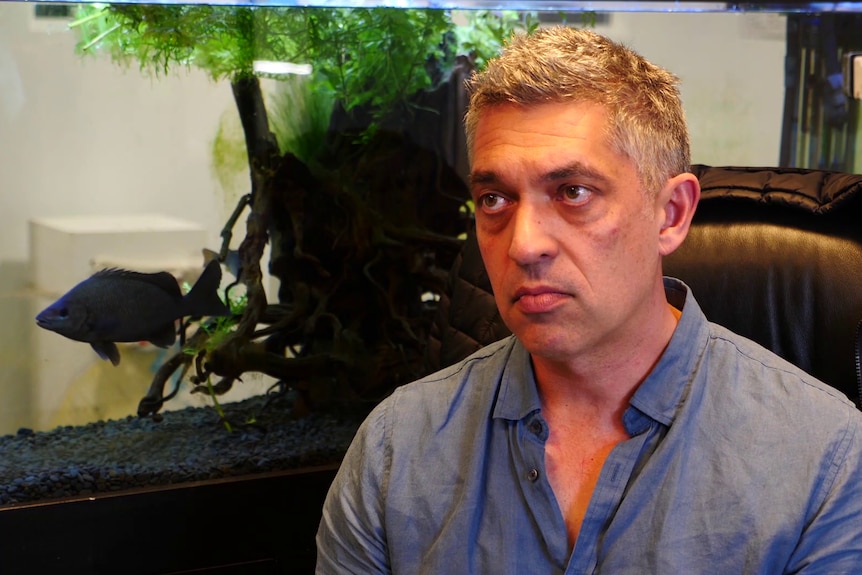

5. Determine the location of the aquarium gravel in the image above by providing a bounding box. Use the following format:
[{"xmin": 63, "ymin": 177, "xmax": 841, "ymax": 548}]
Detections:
[{"xmin": 0, "ymin": 395, "xmax": 363, "ymax": 507}]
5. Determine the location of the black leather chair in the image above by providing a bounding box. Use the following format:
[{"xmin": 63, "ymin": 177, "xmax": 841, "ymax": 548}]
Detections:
[{"xmin": 427, "ymin": 165, "xmax": 862, "ymax": 409}]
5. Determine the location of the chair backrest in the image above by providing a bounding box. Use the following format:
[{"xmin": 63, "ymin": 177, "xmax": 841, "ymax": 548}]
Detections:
[{"xmin": 427, "ymin": 165, "xmax": 862, "ymax": 408}]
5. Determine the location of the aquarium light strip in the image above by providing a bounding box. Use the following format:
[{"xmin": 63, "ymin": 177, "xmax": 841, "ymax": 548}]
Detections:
[{"xmin": 253, "ymin": 61, "xmax": 313, "ymax": 76}]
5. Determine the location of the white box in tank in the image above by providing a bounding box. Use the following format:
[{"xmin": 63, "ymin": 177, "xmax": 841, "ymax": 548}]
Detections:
[{"xmin": 29, "ymin": 213, "xmax": 207, "ymax": 295}]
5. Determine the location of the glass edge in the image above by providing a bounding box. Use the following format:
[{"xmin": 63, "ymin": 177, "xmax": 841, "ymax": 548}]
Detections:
[{"xmin": 19, "ymin": 0, "xmax": 862, "ymax": 14}]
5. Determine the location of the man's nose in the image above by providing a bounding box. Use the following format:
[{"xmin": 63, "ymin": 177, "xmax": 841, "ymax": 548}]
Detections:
[{"xmin": 508, "ymin": 202, "xmax": 557, "ymax": 265}]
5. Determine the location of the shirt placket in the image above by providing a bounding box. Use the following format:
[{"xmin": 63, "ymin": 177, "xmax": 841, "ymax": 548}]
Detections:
[
  {"xmin": 512, "ymin": 412, "xmax": 571, "ymax": 571},
  {"xmin": 564, "ymin": 422, "xmax": 654, "ymax": 575}
]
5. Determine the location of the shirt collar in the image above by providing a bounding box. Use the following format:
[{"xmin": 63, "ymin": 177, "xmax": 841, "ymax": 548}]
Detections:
[
  {"xmin": 491, "ymin": 277, "xmax": 709, "ymax": 426},
  {"xmin": 628, "ymin": 277, "xmax": 710, "ymax": 427},
  {"xmin": 493, "ymin": 338, "xmax": 543, "ymax": 421}
]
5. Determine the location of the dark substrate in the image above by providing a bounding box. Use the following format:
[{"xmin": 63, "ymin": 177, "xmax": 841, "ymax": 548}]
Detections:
[{"xmin": 0, "ymin": 394, "xmax": 364, "ymax": 507}]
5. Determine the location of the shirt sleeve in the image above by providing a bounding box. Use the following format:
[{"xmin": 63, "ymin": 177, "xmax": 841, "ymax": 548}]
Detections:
[
  {"xmin": 786, "ymin": 408, "xmax": 862, "ymax": 573},
  {"xmin": 316, "ymin": 400, "xmax": 392, "ymax": 574}
]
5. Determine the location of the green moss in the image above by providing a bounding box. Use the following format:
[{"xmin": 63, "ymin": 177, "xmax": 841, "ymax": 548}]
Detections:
[{"xmin": 211, "ymin": 111, "xmax": 248, "ymax": 197}]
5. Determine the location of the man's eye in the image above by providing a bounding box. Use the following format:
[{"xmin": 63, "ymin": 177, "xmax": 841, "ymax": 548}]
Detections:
[
  {"xmin": 560, "ymin": 185, "xmax": 592, "ymax": 206},
  {"xmin": 478, "ymin": 193, "xmax": 509, "ymax": 213}
]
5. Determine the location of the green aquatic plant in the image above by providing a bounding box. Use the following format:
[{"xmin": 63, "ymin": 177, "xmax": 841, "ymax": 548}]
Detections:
[
  {"xmin": 205, "ymin": 374, "xmax": 232, "ymax": 432},
  {"xmin": 453, "ymin": 10, "xmax": 539, "ymax": 70},
  {"xmin": 72, "ymin": 4, "xmax": 271, "ymax": 79},
  {"xmin": 72, "ymin": 5, "xmax": 460, "ymax": 135},
  {"xmin": 267, "ymin": 75, "xmax": 333, "ymax": 163}
]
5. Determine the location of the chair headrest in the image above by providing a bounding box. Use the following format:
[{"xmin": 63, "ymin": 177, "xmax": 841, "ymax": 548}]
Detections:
[
  {"xmin": 667, "ymin": 165, "xmax": 862, "ymax": 407},
  {"xmin": 692, "ymin": 164, "xmax": 862, "ymax": 215}
]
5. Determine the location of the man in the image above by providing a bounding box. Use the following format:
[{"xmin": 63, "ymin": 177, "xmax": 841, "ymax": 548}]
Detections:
[{"xmin": 316, "ymin": 27, "xmax": 862, "ymax": 573}]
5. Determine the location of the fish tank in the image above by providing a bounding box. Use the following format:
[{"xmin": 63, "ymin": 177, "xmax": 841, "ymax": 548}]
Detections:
[{"xmin": 1, "ymin": 0, "xmax": 862, "ymax": 572}]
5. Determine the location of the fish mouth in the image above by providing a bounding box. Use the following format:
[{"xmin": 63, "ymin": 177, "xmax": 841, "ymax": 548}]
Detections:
[{"xmin": 35, "ymin": 313, "xmax": 54, "ymax": 329}]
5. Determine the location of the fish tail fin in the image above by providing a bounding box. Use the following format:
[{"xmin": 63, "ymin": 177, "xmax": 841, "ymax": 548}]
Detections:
[
  {"xmin": 202, "ymin": 247, "xmax": 241, "ymax": 278},
  {"xmin": 201, "ymin": 248, "xmax": 220, "ymax": 267},
  {"xmin": 183, "ymin": 259, "xmax": 231, "ymax": 317}
]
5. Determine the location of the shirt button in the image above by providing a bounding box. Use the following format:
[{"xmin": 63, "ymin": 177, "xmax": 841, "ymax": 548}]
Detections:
[
  {"xmin": 528, "ymin": 419, "xmax": 543, "ymax": 435},
  {"xmin": 527, "ymin": 468, "xmax": 539, "ymax": 482}
]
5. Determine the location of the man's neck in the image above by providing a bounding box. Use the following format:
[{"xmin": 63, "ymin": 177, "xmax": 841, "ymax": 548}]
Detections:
[{"xmin": 533, "ymin": 301, "xmax": 681, "ymax": 420}]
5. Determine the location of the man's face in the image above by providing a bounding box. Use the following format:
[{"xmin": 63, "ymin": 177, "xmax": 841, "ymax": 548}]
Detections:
[{"xmin": 469, "ymin": 102, "xmax": 669, "ymax": 364}]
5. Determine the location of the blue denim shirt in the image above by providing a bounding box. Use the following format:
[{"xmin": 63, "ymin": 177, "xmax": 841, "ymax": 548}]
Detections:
[{"xmin": 317, "ymin": 278, "xmax": 862, "ymax": 574}]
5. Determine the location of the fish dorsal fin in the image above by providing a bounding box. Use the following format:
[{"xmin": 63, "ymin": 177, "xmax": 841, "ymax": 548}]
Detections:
[{"xmin": 91, "ymin": 268, "xmax": 182, "ymax": 297}]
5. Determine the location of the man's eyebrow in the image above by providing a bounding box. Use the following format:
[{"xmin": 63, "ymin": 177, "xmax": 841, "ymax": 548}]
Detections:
[
  {"xmin": 468, "ymin": 170, "xmax": 498, "ymax": 186},
  {"xmin": 469, "ymin": 162, "xmax": 610, "ymax": 188},
  {"xmin": 542, "ymin": 162, "xmax": 608, "ymax": 184}
]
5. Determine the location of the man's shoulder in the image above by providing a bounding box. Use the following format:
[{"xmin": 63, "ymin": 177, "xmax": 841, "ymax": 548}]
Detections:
[
  {"xmin": 391, "ymin": 336, "xmax": 514, "ymax": 407},
  {"xmin": 705, "ymin": 322, "xmax": 859, "ymax": 419},
  {"xmin": 369, "ymin": 336, "xmax": 516, "ymax": 439}
]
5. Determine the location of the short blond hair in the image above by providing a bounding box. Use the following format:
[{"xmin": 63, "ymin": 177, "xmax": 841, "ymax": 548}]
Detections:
[{"xmin": 464, "ymin": 27, "xmax": 690, "ymax": 196}]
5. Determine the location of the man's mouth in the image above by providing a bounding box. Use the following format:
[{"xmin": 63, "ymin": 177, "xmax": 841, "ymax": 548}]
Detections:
[{"xmin": 512, "ymin": 286, "xmax": 568, "ymax": 313}]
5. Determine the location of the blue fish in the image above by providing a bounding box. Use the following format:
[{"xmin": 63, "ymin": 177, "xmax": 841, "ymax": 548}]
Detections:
[{"xmin": 35, "ymin": 259, "xmax": 230, "ymax": 366}]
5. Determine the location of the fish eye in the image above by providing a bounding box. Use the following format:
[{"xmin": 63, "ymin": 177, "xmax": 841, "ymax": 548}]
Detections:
[{"xmin": 57, "ymin": 307, "xmax": 69, "ymax": 319}]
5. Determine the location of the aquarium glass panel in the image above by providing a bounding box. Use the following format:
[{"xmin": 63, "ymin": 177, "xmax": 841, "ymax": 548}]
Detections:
[{"xmin": 0, "ymin": 0, "xmax": 860, "ymax": 507}]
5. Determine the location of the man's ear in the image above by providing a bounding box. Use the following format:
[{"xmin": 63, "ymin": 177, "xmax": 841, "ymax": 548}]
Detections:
[{"xmin": 658, "ymin": 172, "xmax": 700, "ymax": 256}]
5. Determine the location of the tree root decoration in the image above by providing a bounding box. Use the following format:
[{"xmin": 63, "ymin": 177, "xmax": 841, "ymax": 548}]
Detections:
[
  {"xmin": 137, "ymin": 324, "xmax": 214, "ymax": 418},
  {"xmin": 205, "ymin": 338, "xmax": 346, "ymax": 383},
  {"xmin": 218, "ymin": 192, "xmax": 252, "ymax": 298},
  {"xmin": 218, "ymin": 193, "xmax": 251, "ymax": 263},
  {"xmin": 137, "ymin": 314, "xmax": 352, "ymax": 420},
  {"xmin": 229, "ymin": 75, "xmax": 280, "ymax": 340},
  {"xmin": 138, "ymin": 351, "xmax": 192, "ymax": 419}
]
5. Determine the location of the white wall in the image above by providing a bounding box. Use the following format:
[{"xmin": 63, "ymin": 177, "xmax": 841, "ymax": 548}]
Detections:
[
  {"xmin": 0, "ymin": 2, "xmax": 236, "ymax": 270},
  {"xmin": 595, "ymin": 11, "xmax": 787, "ymax": 167}
]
